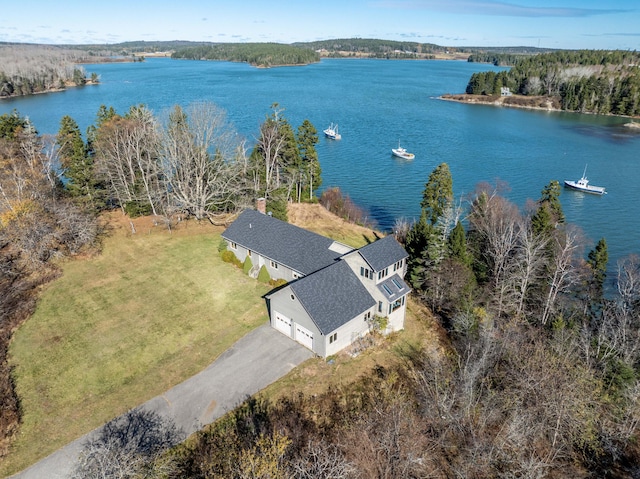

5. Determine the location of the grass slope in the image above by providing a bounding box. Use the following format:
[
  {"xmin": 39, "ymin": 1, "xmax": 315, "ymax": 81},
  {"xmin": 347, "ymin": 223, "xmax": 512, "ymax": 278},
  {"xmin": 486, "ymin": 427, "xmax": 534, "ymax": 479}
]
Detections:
[{"xmin": 3, "ymin": 214, "xmax": 269, "ymax": 476}]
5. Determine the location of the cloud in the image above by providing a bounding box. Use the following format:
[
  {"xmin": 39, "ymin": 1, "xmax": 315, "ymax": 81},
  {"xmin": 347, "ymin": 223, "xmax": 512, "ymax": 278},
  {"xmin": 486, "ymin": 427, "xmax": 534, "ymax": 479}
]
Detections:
[
  {"xmin": 583, "ymin": 32, "xmax": 640, "ymax": 37},
  {"xmin": 374, "ymin": 0, "xmax": 632, "ymax": 18}
]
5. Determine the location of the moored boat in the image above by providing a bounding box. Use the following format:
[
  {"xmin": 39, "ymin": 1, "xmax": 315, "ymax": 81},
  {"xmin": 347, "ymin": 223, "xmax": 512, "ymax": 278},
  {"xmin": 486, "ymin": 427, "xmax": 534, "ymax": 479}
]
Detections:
[
  {"xmin": 564, "ymin": 166, "xmax": 606, "ymax": 195},
  {"xmin": 391, "ymin": 141, "xmax": 415, "ymax": 160},
  {"xmin": 323, "ymin": 123, "xmax": 341, "ymax": 140}
]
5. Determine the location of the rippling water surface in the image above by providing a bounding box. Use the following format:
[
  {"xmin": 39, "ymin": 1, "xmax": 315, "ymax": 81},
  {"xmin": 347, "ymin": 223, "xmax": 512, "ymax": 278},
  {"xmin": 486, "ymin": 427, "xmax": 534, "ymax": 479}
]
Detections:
[{"xmin": 2, "ymin": 57, "xmax": 639, "ymax": 275}]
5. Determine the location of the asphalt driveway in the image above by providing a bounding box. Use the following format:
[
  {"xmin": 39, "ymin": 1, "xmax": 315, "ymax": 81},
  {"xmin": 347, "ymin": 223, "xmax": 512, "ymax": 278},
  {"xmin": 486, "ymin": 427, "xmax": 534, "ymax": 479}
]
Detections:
[{"xmin": 11, "ymin": 324, "xmax": 314, "ymax": 479}]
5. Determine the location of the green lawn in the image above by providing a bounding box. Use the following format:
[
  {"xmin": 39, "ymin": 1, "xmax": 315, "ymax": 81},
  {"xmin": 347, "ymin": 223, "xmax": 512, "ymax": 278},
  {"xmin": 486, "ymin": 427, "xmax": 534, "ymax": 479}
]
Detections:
[{"xmin": 3, "ymin": 221, "xmax": 270, "ymax": 476}]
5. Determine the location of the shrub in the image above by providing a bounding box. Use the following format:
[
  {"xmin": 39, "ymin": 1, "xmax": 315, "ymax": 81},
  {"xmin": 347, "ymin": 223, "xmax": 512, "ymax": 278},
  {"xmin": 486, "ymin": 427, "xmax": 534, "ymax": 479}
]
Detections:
[
  {"xmin": 243, "ymin": 256, "xmax": 253, "ymax": 275},
  {"xmin": 319, "ymin": 187, "xmax": 373, "ymax": 227},
  {"xmin": 257, "ymin": 265, "xmax": 271, "ymax": 283},
  {"xmin": 123, "ymin": 200, "xmax": 152, "ymax": 218},
  {"xmin": 269, "ymin": 278, "xmax": 288, "ymax": 288},
  {"xmin": 217, "ymin": 238, "xmax": 228, "ymax": 253},
  {"xmin": 221, "ymin": 250, "xmax": 242, "ymax": 268}
]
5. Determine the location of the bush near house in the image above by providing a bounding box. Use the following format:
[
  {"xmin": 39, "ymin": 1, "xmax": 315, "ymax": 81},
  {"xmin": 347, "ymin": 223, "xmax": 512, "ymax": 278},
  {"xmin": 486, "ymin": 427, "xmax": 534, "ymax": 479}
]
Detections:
[
  {"xmin": 243, "ymin": 256, "xmax": 253, "ymax": 275},
  {"xmin": 257, "ymin": 265, "xmax": 271, "ymax": 283},
  {"xmin": 220, "ymin": 250, "xmax": 242, "ymax": 267}
]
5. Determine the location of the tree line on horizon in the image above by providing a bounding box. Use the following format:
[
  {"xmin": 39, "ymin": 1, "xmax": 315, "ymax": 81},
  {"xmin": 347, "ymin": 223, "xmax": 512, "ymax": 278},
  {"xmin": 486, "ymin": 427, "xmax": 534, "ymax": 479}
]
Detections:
[{"xmin": 465, "ymin": 49, "xmax": 640, "ymax": 116}]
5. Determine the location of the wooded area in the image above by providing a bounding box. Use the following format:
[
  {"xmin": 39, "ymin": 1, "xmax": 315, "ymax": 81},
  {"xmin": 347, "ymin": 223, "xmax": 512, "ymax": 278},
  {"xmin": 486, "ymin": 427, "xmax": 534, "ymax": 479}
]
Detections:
[
  {"xmin": 171, "ymin": 43, "xmax": 320, "ymax": 67},
  {"xmin": 0, "ymin": 44, "xmax": 100, "ymax": 98},
  {"xmin": 465, "ymin": 50, "xmax": 640, "ymax": 116}
]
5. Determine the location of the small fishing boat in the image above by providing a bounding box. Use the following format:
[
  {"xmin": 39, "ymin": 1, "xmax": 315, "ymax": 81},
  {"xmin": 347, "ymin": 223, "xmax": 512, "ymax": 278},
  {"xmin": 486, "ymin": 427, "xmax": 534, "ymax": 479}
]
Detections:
[
  {"xmin": 323, "ymin": 123, "xmax": 341, "ymax": 140},
  {"xmin": 564, "ymin": 166, "xmax": 606, "ymax": 195},
  {"xmin": 391, "ymin": 141, "xmax": 415, "ymax": 160}
]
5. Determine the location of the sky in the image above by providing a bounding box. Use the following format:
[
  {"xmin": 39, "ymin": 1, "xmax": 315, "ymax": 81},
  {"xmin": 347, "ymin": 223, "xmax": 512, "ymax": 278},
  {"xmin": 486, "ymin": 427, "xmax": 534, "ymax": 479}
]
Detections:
[{"xmin": 1, "ymin": 0, "xmax": 639, "ymax": 50}]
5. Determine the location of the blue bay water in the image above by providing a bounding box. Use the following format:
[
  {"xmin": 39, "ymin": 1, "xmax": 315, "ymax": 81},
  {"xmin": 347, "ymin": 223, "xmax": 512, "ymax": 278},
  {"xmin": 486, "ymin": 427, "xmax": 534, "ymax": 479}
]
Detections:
[{"xmin": 1, "ymin": 58, "xmax": 639, "ymax": 275}]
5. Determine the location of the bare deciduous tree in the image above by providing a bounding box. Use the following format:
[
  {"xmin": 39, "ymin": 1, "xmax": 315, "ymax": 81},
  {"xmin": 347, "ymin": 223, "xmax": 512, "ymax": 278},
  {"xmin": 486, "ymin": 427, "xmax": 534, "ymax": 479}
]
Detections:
[
  {"xmin": 160, "ymin": 102, "xmax": 247, "ymax": 221},
  {"xmin": 71, "ymin": 407, "xmax": 183, "ymax": 479}
]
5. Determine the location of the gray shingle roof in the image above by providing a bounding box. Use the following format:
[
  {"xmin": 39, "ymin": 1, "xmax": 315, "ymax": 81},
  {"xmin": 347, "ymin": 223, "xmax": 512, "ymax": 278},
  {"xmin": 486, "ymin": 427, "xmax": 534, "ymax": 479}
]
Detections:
[
  {"xmin": 378, "ymin": 274, "xmax": 411, "ymax": 301},
  {"xmin": 357, "ymin": 235, "xmax": 408, "ymax": 272},
  {"xmin": 221, "ymin": 209, "xmax": 343, "ymax": 275},
  {"xmin": 290, "ymin": 261, "xmax": 376, "ymax": 335}
]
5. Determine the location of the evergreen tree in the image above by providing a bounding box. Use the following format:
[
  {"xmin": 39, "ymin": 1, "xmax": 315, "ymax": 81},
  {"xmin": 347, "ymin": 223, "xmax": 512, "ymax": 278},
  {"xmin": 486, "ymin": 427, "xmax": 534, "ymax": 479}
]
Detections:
[
  {"xmin": 588, "ymin": 238, "xmax": 608, "ymax": 296},
  {"xmin": 532, "ymin": 180, "xmax": 564, "ymax": 239},
  {"xmin": 296, "ymin": 119, "xmax": 320, "ymax": 201},
  {"xmin": 405, "ymin": 211, "xmax": 434, "ymax": 290},
  {"xmin": 449, "ymin": 220, "xmax": 471, "ymax": 267},
  {"xmin": 420, "ymin": 162, "xmax": 453, "ymax": 226},
  {"xmin": 57, "ymin": 115, "xmax": 102, "ymax": 210},
  {"xmin": 540, "ymin": 180, "xmax": 564, "ymax": 223}
]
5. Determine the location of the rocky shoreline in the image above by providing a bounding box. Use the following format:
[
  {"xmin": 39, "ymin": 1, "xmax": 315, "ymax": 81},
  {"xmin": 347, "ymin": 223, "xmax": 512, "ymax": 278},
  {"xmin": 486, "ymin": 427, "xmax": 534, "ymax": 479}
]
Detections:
[
  {"xmin": 440, "ymin": 93, "xmax": 562, "ymax": 112},
  {"xmin": 440, "ymin": 93, "xmax": 640, "ymax": 122}
]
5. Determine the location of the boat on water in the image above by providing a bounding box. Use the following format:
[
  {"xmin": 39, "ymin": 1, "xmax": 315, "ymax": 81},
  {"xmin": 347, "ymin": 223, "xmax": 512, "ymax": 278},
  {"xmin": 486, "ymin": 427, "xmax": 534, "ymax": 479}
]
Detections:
[
  {"xmin": 564, "ymin": 166, "xmax": 606, "ymax": 195},
  {"xmin": 391, "ymin": 141, "xmax": 415, "ymax": 160},
  {"xmin": 323, "ymin": 123, "xmax": 341, "ymax": 140}
]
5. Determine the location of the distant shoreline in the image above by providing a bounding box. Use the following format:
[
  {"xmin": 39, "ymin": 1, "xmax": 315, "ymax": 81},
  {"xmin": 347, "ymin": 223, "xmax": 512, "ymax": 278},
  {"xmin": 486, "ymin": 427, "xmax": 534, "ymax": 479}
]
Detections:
[{"xmin": 440, "ymin": 93, "xmax": 640, "ymax": 121}]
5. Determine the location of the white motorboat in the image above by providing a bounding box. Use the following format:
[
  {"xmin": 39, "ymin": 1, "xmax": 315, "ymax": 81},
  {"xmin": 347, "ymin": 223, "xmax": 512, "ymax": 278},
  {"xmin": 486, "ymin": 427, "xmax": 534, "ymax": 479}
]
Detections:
[
  {"xmin": 391, "ymin": 141, "xmax": 415, "ymax": 160},
  {"xmin": 323, "ymin": 123, "xmax": 341, "ymax": 140},
  {"xmin": 564, "ymin": 166, "xmax": 606, "ymax": 195}
]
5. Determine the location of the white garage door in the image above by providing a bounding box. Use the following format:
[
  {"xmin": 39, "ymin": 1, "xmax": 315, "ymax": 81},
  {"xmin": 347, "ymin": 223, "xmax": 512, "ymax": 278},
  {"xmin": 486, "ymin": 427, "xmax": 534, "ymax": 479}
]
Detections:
[
  {"xmin": 274, "ymin": 311, "xmax": 292, "ymax": 337},
  {"xmin": 295, "ymin": 323, "xmax": 313, "ymax": 350}
]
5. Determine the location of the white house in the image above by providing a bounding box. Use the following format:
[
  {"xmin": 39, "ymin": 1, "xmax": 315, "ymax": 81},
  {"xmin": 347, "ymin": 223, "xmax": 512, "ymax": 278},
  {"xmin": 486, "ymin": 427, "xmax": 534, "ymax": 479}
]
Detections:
[{"xmin": 221, "ymin": 208, "xmax": 411, "ymax": 357}]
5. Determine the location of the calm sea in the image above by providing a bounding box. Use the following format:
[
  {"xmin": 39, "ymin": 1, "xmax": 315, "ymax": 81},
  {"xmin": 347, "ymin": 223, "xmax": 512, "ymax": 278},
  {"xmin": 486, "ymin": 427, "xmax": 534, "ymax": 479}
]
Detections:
[{"xmin": 2, "ymin": 58, "xmax": 639, "ymax": 276}]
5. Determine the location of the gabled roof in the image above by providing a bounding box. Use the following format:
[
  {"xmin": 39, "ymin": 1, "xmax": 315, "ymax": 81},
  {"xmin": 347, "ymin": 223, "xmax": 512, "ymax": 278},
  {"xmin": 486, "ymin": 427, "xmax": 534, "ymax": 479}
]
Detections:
[
  {"xmin": 222, "ymin": 209, "xmax": 346, "ymax": 275},
  {"xmin": 357, "ymin": 235, "xmax": 408, "ymax": 272},
  {"xmin": 289, "ymin": 261, "xmax": 376, "ymax": 335}
]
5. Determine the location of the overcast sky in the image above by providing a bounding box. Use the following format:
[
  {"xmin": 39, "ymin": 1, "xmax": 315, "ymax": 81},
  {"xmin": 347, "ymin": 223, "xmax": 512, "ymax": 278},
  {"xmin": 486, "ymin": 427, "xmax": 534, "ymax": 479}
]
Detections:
[{"xmin": 2, "ymin": 0, "xmax": 639, "ymax": 50}]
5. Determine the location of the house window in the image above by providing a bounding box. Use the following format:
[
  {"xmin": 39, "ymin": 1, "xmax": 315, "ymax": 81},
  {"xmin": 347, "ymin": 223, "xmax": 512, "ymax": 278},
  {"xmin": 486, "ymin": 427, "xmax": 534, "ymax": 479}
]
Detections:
[
  {"xmin": 290, "ymin": 294, "xmax": 295, "ymax": 301},
  {"xmin": 270, "ymin": 260, "xmax": 278, "ymax": 269},
  {"xmin": 383, "ymin": 284, "xmax": 393, "ymax": 295},
  {"xmin": 390, "ymin": 297, "xmax": 404, "ymax": 313},
  {"xmin": 230, "ymin": 242, "xmax": 237, "ymax": 250},
  {"xmin": 378, "ymin": 268, "xmax": 390, "ymax": 280},
  {"xmin": 247, "ymin": 250, "xmax": 252, "ymax": 257},
  {"xmin": 364, "ymin": 311, "xmax": 371, "ymax": 321},
  {"xmin": 392, "ymin": 278, "xmax": 402, "ymax": 289},
  {"xmin": 378, "ymin": 301, "xmax": 383, "ymax": 313},
  {"xmin": 292, "ymin": 272, "xmax": 299, "ymax": 279},
  {"xmin": 329, "ymin": 333, "xmax": 338, "ymax": 344}
]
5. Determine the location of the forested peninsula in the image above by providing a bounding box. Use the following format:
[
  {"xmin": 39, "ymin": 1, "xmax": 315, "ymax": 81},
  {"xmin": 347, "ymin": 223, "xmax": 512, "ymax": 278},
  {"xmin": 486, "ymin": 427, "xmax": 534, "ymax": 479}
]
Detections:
[{"xmin": 454, "ymin": 50, "xmax": 640, "ymax": 117}]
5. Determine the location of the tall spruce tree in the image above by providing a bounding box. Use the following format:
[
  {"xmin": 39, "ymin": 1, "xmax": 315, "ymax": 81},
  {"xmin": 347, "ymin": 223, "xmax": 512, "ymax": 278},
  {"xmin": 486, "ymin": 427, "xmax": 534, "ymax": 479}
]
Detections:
[
  {"xmin": 296, "ymin": 119, "xmax": 320, "ymax": 201},
  {"xmin": 588, "ymin": 237, "xmax": 608, "ymax": 298},
  {"xmin": 57, "ymin": 115, "xmax": 101, "ymax": 210},
  {"xmin": 420, "ymin": 162, "xmax": 453, "ymax": 226}
]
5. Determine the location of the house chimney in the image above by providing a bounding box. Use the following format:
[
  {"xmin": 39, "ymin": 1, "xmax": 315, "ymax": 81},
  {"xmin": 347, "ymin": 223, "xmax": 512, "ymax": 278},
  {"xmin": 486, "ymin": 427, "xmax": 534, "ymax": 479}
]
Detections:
[{"xmin": 256, "ymin": 197, "xmax": 266, "ymax": 214}]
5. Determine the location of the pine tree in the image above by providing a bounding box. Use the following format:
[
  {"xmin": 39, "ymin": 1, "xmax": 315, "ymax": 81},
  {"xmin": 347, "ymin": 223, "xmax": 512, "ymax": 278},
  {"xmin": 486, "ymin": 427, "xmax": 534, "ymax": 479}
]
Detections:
[
  {"xmin": 588, "ymin": 237, "xmax": 608, "ymax": 296},
  {"xmin": 296, "ymin": 119, "xmax": 320, "ymax": 201},
  {"xmin": 420, "ymin": 163, "xmax": 453, "ymax": 226},
  {"xmin": 449, "ymin": 220, "xmax": 471, "ymax": 267},
  {"xmin": 57, "ymin": 115, "xmax": 102, "ymax": 210}
]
